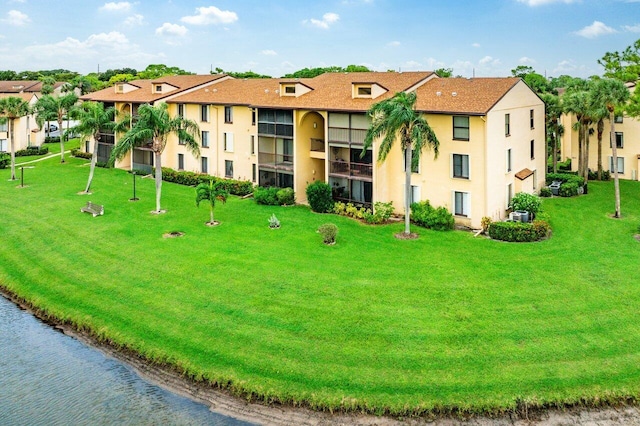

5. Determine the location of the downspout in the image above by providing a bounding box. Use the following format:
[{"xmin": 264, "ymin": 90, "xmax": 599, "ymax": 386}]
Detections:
[{"xmin": 481, "ymin": 114, "xmax": 489, "ymax": 222}]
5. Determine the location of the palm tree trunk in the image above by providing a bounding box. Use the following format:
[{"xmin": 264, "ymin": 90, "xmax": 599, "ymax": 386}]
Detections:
[
  {"xmin": 84, "ymin": 138, "xmax": 98, "ymax": 193},
  {"xmin": 9, "ymin": 119, "xmax": 16, "ymax": 181},
  {"xmin": 577, "ymin": 123, "xmax": 583, "ymax": 176},
  {"xmin": 154, "ymin": 151, "xmax": 163, "ymax": 213},
  {"xmin": 597, "ymin": 119, "xmax": 604, "ymax": 180},
  {"xmin": 404, "ymin": 146, "xmax": 412, "ymax": 235},
  {"xmin": 209, "ymin": 206, "xmax": 215, "ymax": 223},
  {"xmin": 58, "ymin": 118, "xmax": 65, "ymax": 163},
  {"xmin": 583, "ymin": 126, "xmax": 590, "ymax": 182},
  {"xmin": 610, "ymin": 111, "xmax": 621, "ymax": 218},
  {"xmin": 552, "ymin": 126, "xmax": 558, "ymax": 174}
]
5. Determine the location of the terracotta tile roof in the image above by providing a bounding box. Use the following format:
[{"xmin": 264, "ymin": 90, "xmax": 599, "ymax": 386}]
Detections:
[
  {"xmin": 0, "ymin": 80, "xmax": 65, "ymax": 93},
  {"xmin": 414, "ymin": 77, "xmax": 521, "ymax": 115},
  {"xmin": 0, "ymin": 92, "xmax": 36, "ymax": 102},
  {"xmin": 80, "ymin": 74, "xmax": 227, "ymax": 103},
  {"xmin": 515, "ymin": 168, "xmax": 534, "ymax": 180},
  {"xmin": 168, "ymin": 71, "xmax": 435, "ymax": 112}
]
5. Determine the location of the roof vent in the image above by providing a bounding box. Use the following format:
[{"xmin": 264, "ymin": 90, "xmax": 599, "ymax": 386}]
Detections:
[
  {"xmin": 213, "ymin": 88, "xmax": 217, "ymax": 92},
  {"xmin": 265, "ymin": 89, "xmax": 269, "ymax": 93},
  {"xmin": 436, "ymin": 91, "xmax": 441, "ymax": 96},
  {"xmin": 205, "ymin": 89, "xmax": 209, "ymax": 92},
  {"xmin": 275, "ymin": 89, "xmax": 279, "ymax": 94},
  {"xmin": 452, "ymin": 92, "xmax": 457, "ymax": 97}
]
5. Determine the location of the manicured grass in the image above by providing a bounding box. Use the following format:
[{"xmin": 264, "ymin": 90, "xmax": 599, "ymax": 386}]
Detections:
[{"xmin": 1, "ymin": 156, "xmax": 639, "ymax": 416}]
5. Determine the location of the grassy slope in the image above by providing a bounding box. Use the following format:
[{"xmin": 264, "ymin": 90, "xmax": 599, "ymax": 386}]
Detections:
[{"xmin": 1, "ymin": 155, "xmax": 639, "ymax": 415}]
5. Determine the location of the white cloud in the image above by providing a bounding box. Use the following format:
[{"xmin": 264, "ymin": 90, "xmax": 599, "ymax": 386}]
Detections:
[
  {"xmin": 472, "ymin": 42, "xmax": 481, "ymax": 48},
  {"xmin": 387, "ymin": 41, "xmax": 401, "ymax": 47},
  {"xmin": 479, "ymin": 55, "xmax": 496, "ymax": 65},
  {"xmin": 516, "ymin": 0, "xmax": 578, "ymax": 5},
  {"xmin": 575, "ymin": 21, "xmax": 617, "ymax": 38},
  {"xmin": 402, "ymin": 60, "xmax": 422, "ymax": 70},
  {"xmin": 181, "ymin": 6, "xmax": 238, "ymax": 25},
  {"xmin": 553, "ymin": 59, "xmax": 577, "ymax": 74},
  {"xmin": 155, "ymin": 23, "xmax": 188, "ymax": 41},
  {"xmin": 624, "ymin": 23, "xmax": 640, "ymax": 32},
  {"xmin": 424, "ymin": 57, "xmax": 446, "ymax": 70},
  {"xmin": 100, "ymin": 2, "xmax": 132, "ymax": 12},
  {"xmin": 519, "ymin": 56, "xmax": 536, "ymax": 64},
  {"xmin": 307, "ymin": 12, "xmax": 340, "ymax": 29},
  {"xmin": 3, "ymin": 10, "xmax": 30, "ymax": 26},
  {"xmin": 261, "ymin": 49, "xmax": 277, "ymax": 56},
  {"xmin": 124, "ymin": 14, "xmax": 144, "ymax": 26}
]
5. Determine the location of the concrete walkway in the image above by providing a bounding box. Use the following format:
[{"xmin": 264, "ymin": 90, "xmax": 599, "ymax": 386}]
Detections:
[{"xmin": 15, "ymin": 150, "xmax": 74, "ymax": 166}]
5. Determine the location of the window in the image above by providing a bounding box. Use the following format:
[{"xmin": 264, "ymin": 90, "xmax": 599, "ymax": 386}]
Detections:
[
  {"xmin": 178, "ymin": 153, "xmax": 184, "ymax": 170},
  {"xmin": 250, "ymin": 135, "xmax": 255, "ymax": 155},
  {"xmin": 225, "ymin": 160, "xmax": 233, "ymax": 178},
  {"xmin": 530, "ymin": 140, "xmax": 535, "ymax": 160},
  {"xmin": 285, "ymin": 86, "xmax": 296, "ymax": 94},
  {"xmin": 251, "ymin": 109, "xmax": 256, "ymax": 126},
  {"xmin": 115, "ymin": 83, "xmax": 124, "ymax": 93},
  {"xmin": 224, "ymin": 132, "xmax": 234, "ymax": 152},
  {"xmin": 0, "ymin": 121, "xmax": 7, "ymax": 132},
  {"xmin": 177, "ymin": 104, "xmax": 185, "ymax": 117},
  {"xmin": 506, "ymin": 149, "xmax": 512, "ymax": 172},
  {"xmin": 613, "ymin": 132, "xmax": 624, "ymax": 149},
  {"xmin": 452, "ymin": 154, "xmax": 469, "ymax": 179},
  {"xmin": 358, "ymin": 86, "xmax": 372, "ymax": 96},
  {"xmin": 533, "ymin": 170, "xmax": 537, "ymax": 190},
  {"xmin": 615, "ymin": 115, "xmax": 623, "ymax": 124},
  {"xmin": 505, "ymin": 113, "xmax": 510, "ymax": 136},
  {"xmin": 201, "ymin": 105, "xmax": 209, "ymax": 122},
  {"xmin": 224, "ymin": 106, "xmax": 233, "ymax": 123},
  {"xmin": 411, "ymin": 185, "xmax": 421, "ymax": 204},
  {"xmin": 201, "ymin": 156, "xmax": 208, "ymax": 174},
  {"xmin": 0, "ymin": 139, "xmax": 7, "ymax": 152},
  {"xmin": 201, "ymin": 131, "xmax": 209, "ymax": 148},
  {"xmin": 252, "ymin": 163, "xmax": 256, "ymax": 182},
  {"xmin": 178, "ymin": 134, "xmax": 185, "ymax": 145},
  {"xmin": 403, "ymin": 154, "xmax": 420, "ymax": 173},
  {"xmin": 530, "ymin": 109, "xmax": 534, "ymax": 129},
  {"xmin": 454, "ymin": 191, "xmax": 470, "ymax": 217},
  {"xmin": 609, "ymin": 156, "xmax": 625, "ymax": 174},
  {"xmin": 453, "ymin": 116, "xmax": 470, "ymax": 140},
  {"xmin": 507, "ymin": 183, "xmax": 513, "ymax": 209},
  {"xmin": 85, "ymin": 140, "xmax": 90, "ymax": 152},
  {"xmin": 155, "ymin": 85, "xmax": 162, "ymax": 92}
]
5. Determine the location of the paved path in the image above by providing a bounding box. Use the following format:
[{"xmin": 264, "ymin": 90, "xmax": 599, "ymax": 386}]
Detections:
[{"xmin": 15, "ymin": 150, "xmax": 73, "ymax": 166}]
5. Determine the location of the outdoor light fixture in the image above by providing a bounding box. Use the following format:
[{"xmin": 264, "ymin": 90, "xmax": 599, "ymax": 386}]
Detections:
[{"xmin": 129, "ymin": 171, "xmax": 139, "ymax": 201}]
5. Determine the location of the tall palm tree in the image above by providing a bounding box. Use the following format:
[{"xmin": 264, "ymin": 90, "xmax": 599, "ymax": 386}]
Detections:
[
  {"xmin": 0, "ymin": 96, "xmax": 31, "ymax": 181},
  {"xmin": 34, "ymin": 93, "xmax": 78, "ymax": 163},
  {"xmin": 195, "ymin": 179, "xmax": 229, "ymax": 225},
  {"xmin": 362, "ymin": 91, "xmax": 439, "ymax": 236},
  {"xmin": 562, "ymin": 89, "xmax": 591, "ymax": 181},
  {"xmin": 540, "ymin": 93, "xmax": 563, "ymax": 173},
  {"xmin": 72, "ymin": 102, "xmax": 116, "ymax": 194},
  {"xmin": 110, "ymin": 102, "xmax": 200, "ymax": 214},
  {"xmin": 590, "ymin": 78, "xmax": 630, "ymax": 218}
]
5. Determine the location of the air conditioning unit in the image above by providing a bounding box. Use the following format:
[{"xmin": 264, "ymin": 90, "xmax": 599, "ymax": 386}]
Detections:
[{"xmin": 632, "ymin": 169, "xmax": 637, "ymax": 181}]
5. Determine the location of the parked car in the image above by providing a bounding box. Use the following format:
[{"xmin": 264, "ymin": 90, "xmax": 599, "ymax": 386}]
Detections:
[{"xmin": 45, "ymin": 124, "xmax": 58, "ymax": 132}]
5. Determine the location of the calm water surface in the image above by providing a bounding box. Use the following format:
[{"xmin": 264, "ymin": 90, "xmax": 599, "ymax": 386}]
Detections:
[{"xmin": 0, "ymin": 295, "xmax": 256, "ymax": 426}]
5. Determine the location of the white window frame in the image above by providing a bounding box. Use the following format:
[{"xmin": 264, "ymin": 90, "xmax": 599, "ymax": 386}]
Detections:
[
  {"xmin": 453, "ymin": 191, "xmax": 470, "ymax": 217},
  {"xmin": 201, "ymin": 105, "xmax": 209, "ymax": 122},
  {"xmin": 506, "ymin": 149, "xmax": 512, "ymax": 173},
  {"xmin": 411, "ymin": 185, "xmax": 421, "ymax": 204},
  {"xmin": 452, "ymin": 153, "xmax": 470, "ymax": 179},
  {"xmin": 201, "ymin": 130, "xmax": 209, "ymax": 148},
  {"xmin": 225, "ymin": 160, "xmax": 234, "ymax": 178},
  {"xmin": 224, "ymin": 132, "xmax": 234, "ymax": 152},
  {"xmin": 224, "ymin": 106, "xmax": 233, "ymax": 123},
  {"xmin": 178, "ymin": 153, "xmax": 184, "ymax": 170},
  {"xmin": 0, "ymin": 139, "xmax": 7, "ymax": 152},
  {"xmin": 201, "ymin": 156, "xmax": 208, "ymax": 174},
  {"xmin": 609, "ymin": 156, "xmax": 625, "ymax": 174}
]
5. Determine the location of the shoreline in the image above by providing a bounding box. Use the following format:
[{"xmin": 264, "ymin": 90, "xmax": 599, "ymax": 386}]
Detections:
[{"xmin": 3, "ymin": 287, "xmax": 640, "ymax": 426}]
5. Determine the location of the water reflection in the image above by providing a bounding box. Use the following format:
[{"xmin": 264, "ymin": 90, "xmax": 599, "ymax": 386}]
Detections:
[{"xmin": 0, "ymin": 295, "xmax": 255, "ymax": 426}]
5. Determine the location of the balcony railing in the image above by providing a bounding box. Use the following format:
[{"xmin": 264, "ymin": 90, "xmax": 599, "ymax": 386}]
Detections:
[
  {"xmin": 329, "ymin": 160, "xmax": 372, "ymax": 180},
  {"xmin": 310, "ymin": 138, "xmax": 325, "ymax": 152},
  {"xmin": 328, "ymin": 127, "xmax": 366, "ymax": 145},
  {"xmin": 259, "ymin": 152, "xmax": 294, "ymax": 171}
]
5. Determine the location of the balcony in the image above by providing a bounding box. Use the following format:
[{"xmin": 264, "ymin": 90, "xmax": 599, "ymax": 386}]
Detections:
[
  {"xmin": 329, "ymin": 160, "xmax": 372, "ymax": 181},
  {"xmin": 328, "ymin": 127, "xmax": 366, "ymax": 145},
  {"xmin": 258, "ymin": 152, "xmax": 294, "ymax": 171}
]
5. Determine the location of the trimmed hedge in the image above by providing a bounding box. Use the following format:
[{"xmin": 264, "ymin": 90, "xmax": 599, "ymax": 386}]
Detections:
[
  {"xmin": 70, "ymin": 148, "xmax": 92, "ymax": 159},
  {"xmin": 44, "ymin": 136, "xmax": 60, "ymax": 144},
  {"xmin": 488, "ymin": 220, "xmax": 550, "ymax": 242},
  {"xmin": 410, "ymin": 200, "xmax": 455, "ymax": 231},
  {"xmin": 546, "ymin": 172, "xmax": 584, "ymax": 186},
  {"xmin": 15, "ymin": 146, "xmax": 49, "ymax": 157},
  {"xmin": 160, "ymin": 167, "xmax": 253, "ymax": 196}
]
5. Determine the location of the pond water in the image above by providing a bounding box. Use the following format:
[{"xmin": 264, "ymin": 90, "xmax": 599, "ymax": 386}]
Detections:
[{"xmin": 0, "ymin": 295, "xmax": 256, "ymax": 426}]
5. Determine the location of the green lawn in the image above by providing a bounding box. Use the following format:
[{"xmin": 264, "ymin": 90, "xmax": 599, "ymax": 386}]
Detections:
[{"xmin": 1, "ymin": 155, "xmax": 639, "ymax": 416}]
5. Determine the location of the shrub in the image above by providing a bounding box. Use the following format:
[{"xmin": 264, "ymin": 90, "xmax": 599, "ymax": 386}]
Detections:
[
  {"xmin": 253, "ymin": 186, "xmax": 279, "ymax": 205},
  {"xmin": 0, "ymin": 153, "xmax": 9, "ymax": 169},
  {"xmin": 546, "ymin": 172, "xmax": 584, "ymax": 187},
  {"xmin": 588, "ymin": 169, "xmax": 611, "ymax": 181},
  {"xmin": 509, "ymin": 192, "xmax": 542, "ymax": 216},
  {"xmin": 160, "ymin": 167, "xmax": 253, "ymax": 196},
  {"xmin": 363, "ymin": 201, "xmax": 394, "ymax": 224},
  {"xmin": 15, "ymin": 146, "xmax": 49, "ymax": 157},
  {"xmin": 96, "ymin": 161, "xmax": 109, "ymax": 168},
  {"xmin": 558, "ymin": 182, "xmax": 579, "ymax": 197},
  {"xmin": 70, "ymin": 148, "xmax": 92, "ymax": 159},
  {"xmin": 44, "ymin": 136, "xmax": 60, "ymax": 144},
  {"xmin": 557, "ymin": 158, "xmax": 571, "ymax": 171},
  {"xmin": 410, "ymin": 200, "xmax": 454, "ymax": 231},
  {"xmin": 333, "ymin": 201, "xmax": 346, "ymax": 215},
  {"xmin": 276, "ymin": 187, "xmax": 296, "ymax": 205},
  {"xmin": 268, "ymin": 214, "xmax": 280, "ymax": 229},
  {"xmin": 318, "ymin": 223, "xmax": 338, "ymax": 245},
  {"xmin": 306, "ymin": 181, "xmax": 334, "ymax": 213},
  {"xmin": 539, "ymin": 186, "xmax": 552, "ymax": 198},
  {"xmin": 488, "ymin": 220, "xmax": 548, "ymax": 242},
  {"xmin": 481, "ymin": 216, "xmax": 492, "ymax": 233}
]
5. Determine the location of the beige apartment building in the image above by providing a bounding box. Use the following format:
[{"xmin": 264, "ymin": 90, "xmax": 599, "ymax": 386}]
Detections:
[
  {"xmin": 82, "ymin": 72, "xmax": 545, "ymax": 228},
  {"xmin": 560, "ymin": 84, "xmax": 640, "ymax": 181}
]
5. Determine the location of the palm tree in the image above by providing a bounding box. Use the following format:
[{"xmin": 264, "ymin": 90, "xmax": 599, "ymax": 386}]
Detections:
[
  {"xmin": 590, "ymin": 78, "xmax": 630, "ymax": 218},
  {"xmin": 562, "ymin": 89, "xmax": 591, "ymax": 181},
  {"xmin": 362, "ymin": 91, "xmax": 439, "ymax": 236},
  {"xmin": 195, "ymin": 180, "xmax": 229, "ymax": 225},
  {"xmin": 0, "ymin": 96, "xmax": 31, "ymax": 181},
  {"xmin": 34, "ymin": 92, "xmax": 78, "ymax": 163},
  {"xmin": 72, "ymin": 102, "xmax": 115, "ymax": 193},
  {"xmin": 540, "ymin": 93, "xmax": 563, "ymax": 173},
  {"xmin": 110, "ymin": 102, "xmax": 200, "ymax": 214}
]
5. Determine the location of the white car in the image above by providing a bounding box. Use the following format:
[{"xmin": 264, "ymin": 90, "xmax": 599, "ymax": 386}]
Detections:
[{"xmin": 45, "ymin": 124, "xmax": 58, "ymax": 132}]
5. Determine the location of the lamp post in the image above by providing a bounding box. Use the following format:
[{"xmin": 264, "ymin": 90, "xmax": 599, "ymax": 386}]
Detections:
[
  {"xmin": 19, "ymin": 166, "xmax": 34, "ymax": 188},
  {"xmin": 129, "ymin": 170, "xmax": 139, "ymax": 201}
]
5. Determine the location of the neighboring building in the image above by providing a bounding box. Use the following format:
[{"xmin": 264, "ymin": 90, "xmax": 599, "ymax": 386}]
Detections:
[
  {"xmin": 0, "ymin": 92, "xmax": 42, "ymax": 152},
  {"xmin": 81, "ymin": 72, "xmax": 545, "ymax": 228},
  {"xmin": 560, "ymin": 83, "xmax": 640, "ymax": 181}
]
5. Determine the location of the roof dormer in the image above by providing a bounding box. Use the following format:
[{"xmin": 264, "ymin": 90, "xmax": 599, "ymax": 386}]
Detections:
[
  {"xmin": 352, "ymin": 82, "xmax": 388, "ymax": 99},
  {"xmin": 279, "ymin": 81, "xmax": 312, "ymax": 97},
  {"xmin": 114, "ymin": 83, "xmax": 139, "ymax": 94},
  {"xmin": 152, "ymin": 82, "xmax": 179, "ymax": 95}
]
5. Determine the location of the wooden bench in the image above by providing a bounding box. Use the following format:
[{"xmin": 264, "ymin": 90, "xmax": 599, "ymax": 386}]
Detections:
[{"xmin": 80, "ymin": 201, "xmax": 104, "ymax": 217}]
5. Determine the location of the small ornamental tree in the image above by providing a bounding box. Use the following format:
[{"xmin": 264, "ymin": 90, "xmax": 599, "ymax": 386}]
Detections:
[
  {"xmin": 195, "ymin": 180, "xmax": 229, "ymax": 225},
  {"xmin": 509, "ymin": 192, "xmax": 542, "ymax": 216},
  {"xmin": 306, "ymin": 181, "xmax": 334, "ymax": 213}
]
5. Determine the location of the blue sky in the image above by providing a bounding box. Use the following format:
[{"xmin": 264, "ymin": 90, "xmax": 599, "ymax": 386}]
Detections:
[{"xmin": 1, "ymin": 0, "xmax": 639, "ymax": 78}]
